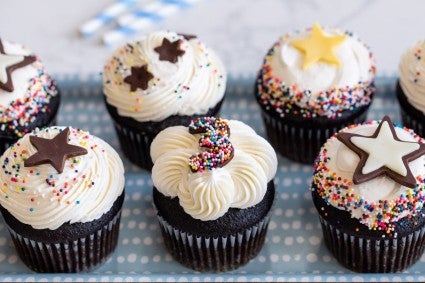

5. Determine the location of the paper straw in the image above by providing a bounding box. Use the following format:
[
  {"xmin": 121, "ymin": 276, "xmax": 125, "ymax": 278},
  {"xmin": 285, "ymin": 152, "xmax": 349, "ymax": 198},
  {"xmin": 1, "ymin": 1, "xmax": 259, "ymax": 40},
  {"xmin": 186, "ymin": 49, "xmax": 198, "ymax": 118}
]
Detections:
[
  {"xmin": 102, "ymin": 0, "xmax": 201, "ymax": 46},
  {"xmin": 79, "ymin": 0, "xmax": 140, "ymax": 38}
]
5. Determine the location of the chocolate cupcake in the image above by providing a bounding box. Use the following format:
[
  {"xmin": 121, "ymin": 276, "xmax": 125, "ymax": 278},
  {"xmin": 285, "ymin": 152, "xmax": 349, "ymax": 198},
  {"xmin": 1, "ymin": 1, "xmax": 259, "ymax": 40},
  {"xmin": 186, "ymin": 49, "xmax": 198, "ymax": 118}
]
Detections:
[
  {"xmin": 311, "ymin": 116, "xmax": 425, "ymax": 273},
  {"xmin": 0, "ymin": 38, "xmax": 60, "ymax": 153},
  {"xmin": 151, "ymin": 117, "xmax": 277, "ymax": 272},
  {"xmin": 397, "ymin": 40, "xmax": 425, "ymax": 137},
  {"xmin": 255, "ymin": 23, "xmax": 376, "ymax": 164},
  {"xmin": 0, "ymin": 126, "xmax": 125, "ymax": 273},
  {"xmin": 103, "ymin": 30, "xmax": 226, "ymax": 170}
]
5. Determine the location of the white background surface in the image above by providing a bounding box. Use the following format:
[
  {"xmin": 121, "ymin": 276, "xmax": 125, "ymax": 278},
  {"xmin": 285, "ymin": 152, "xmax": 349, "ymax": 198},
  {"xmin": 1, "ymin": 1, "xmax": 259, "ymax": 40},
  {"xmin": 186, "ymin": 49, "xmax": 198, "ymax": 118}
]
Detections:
[{"xmin": 0, "ymin": 0, "xmax": 424, "ymax": 76}]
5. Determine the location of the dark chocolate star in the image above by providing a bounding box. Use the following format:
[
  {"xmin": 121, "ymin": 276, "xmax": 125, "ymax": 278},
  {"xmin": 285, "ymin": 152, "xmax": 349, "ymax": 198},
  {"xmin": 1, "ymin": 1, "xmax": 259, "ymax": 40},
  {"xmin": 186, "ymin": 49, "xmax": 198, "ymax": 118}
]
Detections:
[
  {"xmin": 178, "ymin": 33, "xmax": 197, "ymax": 41},
  {"xmin": 337, "ymin": 116, "xmax": 425, "ymax": 188},
  {"xmin": 24, "ymin": 127, "xmax": 88, "ymax": 173},
  {"xmin": 123, "ymin": 65, "xmax": 154, "ymax": 92},
  {"xmin": 0, "ymin": 38, "xmax": 36, "ymax": 92},
  {"xmin": 154, "ymin": 38, "xmax": 185, "ymax": 63}
]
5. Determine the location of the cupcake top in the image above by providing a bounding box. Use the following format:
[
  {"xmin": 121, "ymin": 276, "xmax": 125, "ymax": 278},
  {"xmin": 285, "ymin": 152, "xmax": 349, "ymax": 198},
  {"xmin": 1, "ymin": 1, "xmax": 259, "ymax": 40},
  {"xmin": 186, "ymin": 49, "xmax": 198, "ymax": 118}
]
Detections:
[
  {"xmin": 0, "ymin": 126, "xmax": 125, "ymax": 230},
  {"xmin": 256, "ymin": 23, "xmax": 376, "ymax": 118},
  {"xmin": 103, "ymin": 30, "xmax": 226, "ymax": 122},
  {"xmin": 151, "ymin": 117, "xmax": 277, "ymax": 221},
  {"xmin": 0, "ymin": 38, "xmax": 58, "ymax": 137},
  {"xmin": 312, "ymin": 116, "xmax": 425, "ymax": 236},
  {"xmin": 399, "ymin": 40, "xmax": 425, "ymax": 113}
]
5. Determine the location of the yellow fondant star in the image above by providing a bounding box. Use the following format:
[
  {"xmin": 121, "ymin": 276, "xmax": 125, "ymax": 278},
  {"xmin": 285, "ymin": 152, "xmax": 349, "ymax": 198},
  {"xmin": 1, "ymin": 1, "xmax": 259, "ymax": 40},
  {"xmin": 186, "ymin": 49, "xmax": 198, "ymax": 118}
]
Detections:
[{"xmin": 290, "ymin": 23, "xmax": 347, "ymax": 69}]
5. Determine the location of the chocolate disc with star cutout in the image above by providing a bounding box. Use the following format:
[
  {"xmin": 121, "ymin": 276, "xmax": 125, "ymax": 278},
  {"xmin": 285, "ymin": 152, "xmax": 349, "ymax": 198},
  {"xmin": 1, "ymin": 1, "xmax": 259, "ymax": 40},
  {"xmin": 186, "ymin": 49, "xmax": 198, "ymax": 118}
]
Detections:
[
  {"xmin": 0, "ymin": 38, "xmax": 36, "ymax": 92},
  {"xmin": 24, "ymin": 127, "xmax": 88, "ymax": 173},
  {"xmin": 154, "ymin": 38, "xmax": 185, "ymax": 63},
  {"xmin": 337, "ymin": 116, "xmax": 425, "ymax": 188}
]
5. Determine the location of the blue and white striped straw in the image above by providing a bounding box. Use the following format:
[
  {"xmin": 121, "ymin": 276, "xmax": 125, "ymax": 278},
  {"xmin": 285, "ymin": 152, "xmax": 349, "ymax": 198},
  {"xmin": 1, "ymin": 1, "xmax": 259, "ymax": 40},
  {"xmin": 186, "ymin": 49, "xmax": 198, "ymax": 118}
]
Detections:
[
  {"xmin": 79, "ymin": 0, "xmax": 140, "ymax": 38},
  {"xmin": 102, "ymin": 0, "xmax": 201, "ymax": 46}
]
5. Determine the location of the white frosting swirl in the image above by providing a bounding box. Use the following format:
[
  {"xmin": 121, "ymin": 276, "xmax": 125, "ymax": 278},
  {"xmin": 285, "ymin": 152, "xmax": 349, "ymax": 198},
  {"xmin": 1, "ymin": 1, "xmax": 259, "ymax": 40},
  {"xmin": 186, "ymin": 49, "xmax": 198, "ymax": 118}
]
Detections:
[
  {"xmin": 151, "ymin": 119, "xmax": 277, "ymax": 221},
  {"xmin": 103, "ymin": 30, "xmax": 226, "ymax": 122},
  {"xmin": 0, "ymin": 127, "xmax": 125, "ymax": 230},
  {"xmin": 399, "ymin": 40, "xmax": 425, "ymax": 113}
]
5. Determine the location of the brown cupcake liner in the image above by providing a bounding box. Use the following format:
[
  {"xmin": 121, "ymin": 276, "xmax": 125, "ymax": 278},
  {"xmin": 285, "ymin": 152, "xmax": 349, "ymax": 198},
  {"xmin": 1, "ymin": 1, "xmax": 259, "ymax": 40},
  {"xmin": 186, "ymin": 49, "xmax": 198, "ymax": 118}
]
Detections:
[
  {"xmin": 6, "ymin": 210, "xmax": 122, "ymax": 273},
  {"xmin": 113, "ymin": 122, "xmax": 155, "ymax": 170},
  {"xmin": 156, "ymin": 213, "xmax": 272, "ymax": 272},
  {"xmin": 261, "ymin": 109, "xmax": 369, "ymax": 164},
  {"xmin": 319, "ymin": 215, "xmax": 425, "ymax": 273},
  {"xmin": 399, "ymin": 105, "xmax": 425, "ymax": 138}
]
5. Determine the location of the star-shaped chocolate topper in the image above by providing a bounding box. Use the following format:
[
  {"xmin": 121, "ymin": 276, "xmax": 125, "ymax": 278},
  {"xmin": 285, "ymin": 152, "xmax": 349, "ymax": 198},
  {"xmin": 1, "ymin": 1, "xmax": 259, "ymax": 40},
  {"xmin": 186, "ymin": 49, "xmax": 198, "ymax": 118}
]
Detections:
[
  {"xmin": 337, "ymin": 116, "xmax": 425, "ymax": 188},
  {"xmin": 0, "ymin": 38, "xmax": 36, "ymax": 92},
  {"xmin": 154, "ymin": 38, "xmax": 185, "ymax": 63},
  {"xmin": 123, "ymin": 65, "xmax": 154, "ymax": 92},
  {"xmin": 178, "ymin": 33, "xmax": 197, "ymax": 41},
  {"xmin": 24, "ymin": 127, "xmax": 88, "ymax": 174}
]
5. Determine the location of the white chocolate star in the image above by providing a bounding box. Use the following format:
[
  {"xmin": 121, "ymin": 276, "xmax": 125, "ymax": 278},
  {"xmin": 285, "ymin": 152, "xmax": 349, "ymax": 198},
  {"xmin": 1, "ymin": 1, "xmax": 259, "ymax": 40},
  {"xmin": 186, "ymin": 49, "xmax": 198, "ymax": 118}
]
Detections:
[
  {"xmin": 351, "ymin": 120, "xmax": 419, "ymax": 176},
  {"xmin": 0, "ymin": 53, "xmax": 24, "ymax": 84}
]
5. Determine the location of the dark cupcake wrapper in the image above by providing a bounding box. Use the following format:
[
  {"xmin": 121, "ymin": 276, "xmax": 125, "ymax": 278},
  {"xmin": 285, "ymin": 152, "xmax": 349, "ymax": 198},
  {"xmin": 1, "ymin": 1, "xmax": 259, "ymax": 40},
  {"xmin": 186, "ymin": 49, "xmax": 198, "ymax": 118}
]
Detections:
[
  {"xmin": 155, "ymin": 210, "xmax": 272, "ymax": 272},
  {"xmin": 106, "ymin": 98, "xmax": 224, "ymax": 171},
  {"xmin": 6, "ymin": 210, "xmax": 122, "ymax": 273},
  {"xmin": 319, "ymin": 215, "xmax": 425, "ymax": 273},
  {"xmin": 261, "ymin": 107, "xmax": 369, "ymax": 164},
  {"xmin": 396, "ymin": 81, "xmax": 425, "ymax": 138}
]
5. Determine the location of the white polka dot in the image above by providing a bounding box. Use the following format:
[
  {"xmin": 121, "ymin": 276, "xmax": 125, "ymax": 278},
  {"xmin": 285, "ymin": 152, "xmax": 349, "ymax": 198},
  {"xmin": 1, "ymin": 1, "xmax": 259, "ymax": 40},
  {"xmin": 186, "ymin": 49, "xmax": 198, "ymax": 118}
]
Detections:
[
  {"xmin": 0, "ymin": 254, "xmax": 5, "ymax": 263},
  {"xmin": 313, "ymin": 276, "xmax": 322, "ymax": 282},
  {"xmin": 274, "ymin": 208, "xmax": 283, "ymax": 216},
  {"xmin": 294, "ymin": 254, "xmax": 301, "ymax": 261},
  {"xmin": 285, "ymin": 209, "xmax": 294, "ymax": 217},
  {"xmin": 117, "ymin": 256, "xmax": 125, "ymax": 263},
  {"xmin": 144, "ymin": 194, "xmax": 152, "ymax": 201},
  {"xmin": 272, "ymin": 236, "xmax": 281, "ymax": 243},
  {"xmin": 7, "ymin": 254, "xmax": 17, "ymax": 264},
  {"xmin": 326, "ymin": 276, "xmax": 336, "ymax": 282},
  {"xmin": 338, "ymin": 276, "xmax": 347, "ymax": 282},
  {"xmin": 352, "ymin": 276, "xmax": 364, "ymax": 282},
  {"xmin": 305, "ymin": 223, "xmax": 314, "ymax": 230},
  {"xmin": 281, "ymin": 222, "xmax": 290, "ymax": 230},
  {"xmin": 297, "ymin": 208, "xmax": 306, "ymax": 216},
  {"xmin": 284, "ymin": 237, "xmax": 294, "ymax": 246},
  {"xmin": 0, "ymin": 237, "xmax": 6, "ymax": 246},
  {"xmin": 144, "ymin": 237, "xmax": 153, "ymax": 245},
  {"xmin": 25, "ymin": 277, "xmax": 36, "ymax": 282},
  {"xmin": 122, "ymin": 209, "xmax": 131, "ymax": 217},
  {"xmin": 282, "ymin": 255, "xmax": 291, "ymax": 262},
  {"xmin": 140, "ymin": 256, "xmax": 149, "ymax": 264},
  {"xmin": 304, "ymin": 192, "xmax": 312, "ymax": 200},
  {"xmin": 139, "ymin": 222, "xmax": 147, "ymax": 230},
  {"xmin": 292, "ymin": 193, "xmax": 299, "ymax": 199},
  {"xmin": 127, "ymin": 253, "xmax": 137, "ymax": 263},
  {"xmin": 268, "ymin": 220, "xmax": 277, "ymax": 230},
  {"xmin": 153, "ymin": 255, "xmax": 161, "ymax": 262},
  {"xmin": 132, "ymin": 208, "xmax": 142, "ymax": 215},
  {"xmin": 290, "ymin": 164, "xmax": 300, "ymax": 171},
  {"xmin": 294, "ymin": 177, "xmax": 302, "ymax": 185},
  {"xmin": 149, "ymin": 224, "xmax": 158, "ymax": 231},
  {"xmin": 145, "ymin": 208, "xmax": 155, "ymax": 217},
  {"xmin": 113, "ymin": 278, "xmax": 123, "ymax": 283},
  {"xmin": 380, "ymin": 277, "xmax": 390, "ymax": 282},
  {"xmin": 63, "ymin": 277, "xmax": 74, "ymax": 282},
  {"xmin": 122, "ymin": 238, "xmax": 129, "ymax": 245},
  {"xmin": 132, "ymin": 237, "xmax": 141, "ymax": 245},
  {"xmin": 131, "ymin": 192, "xmax": 141, "ymax": 201},
  {"xmin": 258, "ymin": 255, "xmax": 266, "ymax": 263},
  {"xmin": 322, "ymin": 255, "xmax": 331, "ymax": 262},
  {"xmin": 292, "ymin": 220, "xmax": 301, "ymax": 230},
  {"xmin": 87, "ymin": 278, "xmax": 98, "ymax": 282},
  {"xmin": 270, "ymin": 254, "xmax": 279, "ymax": 263},
  {"xmin": 283, "ymin": 178, "xmax": 292, "ymax": 186},
  {"xmin": 296, "ymin": 236, "xmax": 305, "ymax": 244},
  {"xmin": 280, "ymin": 193, "xmax": 289, "ymax": 200},
  {"xmin": 127, "ymin": 220, "xmax": 136, "ymax": 229},
  {"xmin": 309, "ymin": 236, "xmax": 321, "ymax": 246},
  {"xmin": 165, "ymin": 253, "xmax": 173, "ymax": 261}
]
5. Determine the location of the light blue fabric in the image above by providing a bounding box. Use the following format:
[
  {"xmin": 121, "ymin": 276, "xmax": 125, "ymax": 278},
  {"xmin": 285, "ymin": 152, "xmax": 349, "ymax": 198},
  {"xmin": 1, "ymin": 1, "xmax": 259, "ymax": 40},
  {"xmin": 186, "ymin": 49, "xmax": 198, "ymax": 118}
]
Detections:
[{"xmin": 0, "ymin": 75, "xmax": 424, "ymax": 281}]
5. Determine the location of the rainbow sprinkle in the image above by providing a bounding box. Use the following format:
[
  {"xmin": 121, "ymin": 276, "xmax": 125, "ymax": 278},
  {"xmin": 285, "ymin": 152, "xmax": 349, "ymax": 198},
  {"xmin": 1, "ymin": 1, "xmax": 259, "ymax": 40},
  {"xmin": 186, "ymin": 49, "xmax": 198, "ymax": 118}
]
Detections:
[{"xmin": 188, "ymin": 117, "xmax": 234, "ymax": 173}]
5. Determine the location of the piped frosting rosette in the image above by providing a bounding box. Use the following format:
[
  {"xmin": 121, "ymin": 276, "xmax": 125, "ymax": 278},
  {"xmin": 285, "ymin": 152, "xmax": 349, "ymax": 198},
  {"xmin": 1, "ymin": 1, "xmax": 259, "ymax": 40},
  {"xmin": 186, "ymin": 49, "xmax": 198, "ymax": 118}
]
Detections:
[
  {"xmin": 399, "ymin": 40, "xmax": 425, "ymax": 113},
  {"xmin": 0, "ymin": 126, "xmax": 125, "ymax": 230},
  {"xmin": 151, "ymin": 117, "xmax": 277, "ymax": 221},
  {"xmin": 312, "ymin": 117, "xmax": 425, "ymax": 235},
  {"xmin": 103, "ymin": 30, "xmax": 226, "ymax": 122},
  {"xmin": 256, "ymin": 23, "xmax": 376, "ymax": 118},
  {"xmin": 0, "ymin": 39, "xmax": 58, "ymax": 135}
]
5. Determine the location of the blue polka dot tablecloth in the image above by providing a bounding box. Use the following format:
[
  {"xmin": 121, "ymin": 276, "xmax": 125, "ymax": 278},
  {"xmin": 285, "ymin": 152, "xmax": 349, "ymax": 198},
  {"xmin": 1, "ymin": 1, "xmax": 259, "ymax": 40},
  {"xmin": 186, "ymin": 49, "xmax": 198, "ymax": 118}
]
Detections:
[{"xmin": 0, "ymin": 74, "xmax": 424, "ymax": 282}]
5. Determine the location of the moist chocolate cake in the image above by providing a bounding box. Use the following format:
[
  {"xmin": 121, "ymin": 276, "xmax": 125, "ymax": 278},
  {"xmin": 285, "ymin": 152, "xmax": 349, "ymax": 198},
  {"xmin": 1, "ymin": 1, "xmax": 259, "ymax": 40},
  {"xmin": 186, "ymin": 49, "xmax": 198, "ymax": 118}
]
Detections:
[
  {"xmin": 150, "ymin": 117, "xmax": 278, "ymax": 272},
  {"xmin": 0, "ymin": 127, "xmax": 125, "ymax": 273},
  {"xmin": 0, "ymin": 38, "xmax": 60, "ymax": 153},
  {"xmin": 255, "ymin": 23, "xmax": 376, "ymax": 164},
  {"xmin": 103, "ymin": 30, "xmax": 227, "ymax": 171},
  {"xmin": 311, "ymin": 116, "xmax": 425, "ymax": 272}
]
